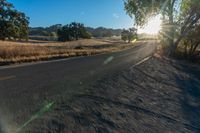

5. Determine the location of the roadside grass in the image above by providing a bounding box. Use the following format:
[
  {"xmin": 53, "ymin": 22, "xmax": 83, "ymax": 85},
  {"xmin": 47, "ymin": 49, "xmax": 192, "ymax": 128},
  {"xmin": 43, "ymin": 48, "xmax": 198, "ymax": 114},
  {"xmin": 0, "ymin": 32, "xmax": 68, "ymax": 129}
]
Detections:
[{"xmin": 0, "ymin": 39, "xmax": 134, "ymax": 65}]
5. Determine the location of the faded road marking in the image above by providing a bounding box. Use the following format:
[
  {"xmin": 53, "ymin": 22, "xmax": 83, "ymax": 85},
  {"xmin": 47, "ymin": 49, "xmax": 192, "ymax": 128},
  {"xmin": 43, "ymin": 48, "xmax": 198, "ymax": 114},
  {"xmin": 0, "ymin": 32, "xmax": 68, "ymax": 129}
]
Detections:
[
  {"xmin": 103, "ymin": 56, "xmax": 114, "ymax": 65},
  {"xmin": 0, "ymin": 75, "xmax": 16, "ymax": 81},
  {"xmin": 131, "ymin": 56, "xmax": 152, "ymax": 68}
]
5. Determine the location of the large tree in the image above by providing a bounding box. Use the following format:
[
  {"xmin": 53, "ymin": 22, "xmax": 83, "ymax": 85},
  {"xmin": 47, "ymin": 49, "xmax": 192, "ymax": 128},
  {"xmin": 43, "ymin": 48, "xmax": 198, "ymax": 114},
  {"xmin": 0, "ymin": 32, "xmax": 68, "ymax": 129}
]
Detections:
[
  {"xmin": 177, "ymin": 1, "xmax": 200, "ymax": 60},
  {"xmin": 121, "ymin": 28, "xmax": 137, "ymax": 43},
  {"xmin": 124, "ymin": 0, "xmax": 200, "ymax": 56},
  {"xmin": 57, "ymin": 22, "xmax": 91, "ymax": 42},
  {"xmin": 175, "ymin": 0, "xmax": 200, "ymax": 51},
  {"xmin": 0, "ymin": 0, "xmax": 29, "ymax": 40}
]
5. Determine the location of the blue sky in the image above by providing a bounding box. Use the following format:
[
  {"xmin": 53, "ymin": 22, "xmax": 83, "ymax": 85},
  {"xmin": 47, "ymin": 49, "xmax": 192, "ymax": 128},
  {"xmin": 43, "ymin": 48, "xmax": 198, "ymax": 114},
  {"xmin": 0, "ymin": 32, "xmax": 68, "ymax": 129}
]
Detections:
[{"xmin": 8, "ymin": 0, "xmax": 133, "ymax": 29}]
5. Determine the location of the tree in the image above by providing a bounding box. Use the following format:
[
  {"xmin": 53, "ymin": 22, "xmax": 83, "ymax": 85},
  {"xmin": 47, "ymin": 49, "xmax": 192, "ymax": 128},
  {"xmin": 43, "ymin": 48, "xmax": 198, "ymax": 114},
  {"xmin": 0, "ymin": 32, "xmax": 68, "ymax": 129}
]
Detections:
[
  {"xmin": 180, "ymin": 24, "xmax": 200, "ymax": 60},
  {"xmin": 121, "ymin": 28, "xmax": 137, "ymax": 43},
  {"xmin": 57, "ymin": 22, "xmax": 91, "ymax": 42},
  {"xmin": 121, "ymin": 30, "xmax": 128, "ymax": 42},
  {"xmin": 57, "ymin": 25, "xmax": 70, "ymax": 41},
  {"xmin": 124, "ymin": 0, "xmax": 200, "ymax": 56},
  {"xmin": 174, "ymin": 0, "xmax": 200, "ymax": 53},
  {"xmin": 17, "ymin": 12, "xmax": 29, "ymax": 40},
  {"xmin": 0, "ymin": 0, "xmax": 29, "ymax": 40}
]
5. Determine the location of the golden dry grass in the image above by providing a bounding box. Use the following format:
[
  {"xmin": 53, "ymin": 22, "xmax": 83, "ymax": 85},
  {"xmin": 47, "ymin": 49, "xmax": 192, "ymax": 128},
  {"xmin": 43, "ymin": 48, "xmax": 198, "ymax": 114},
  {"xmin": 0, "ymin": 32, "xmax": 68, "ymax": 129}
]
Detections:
[{"xmin": 0, "ymin": 38, "xmax": 133, "ymax": 65}]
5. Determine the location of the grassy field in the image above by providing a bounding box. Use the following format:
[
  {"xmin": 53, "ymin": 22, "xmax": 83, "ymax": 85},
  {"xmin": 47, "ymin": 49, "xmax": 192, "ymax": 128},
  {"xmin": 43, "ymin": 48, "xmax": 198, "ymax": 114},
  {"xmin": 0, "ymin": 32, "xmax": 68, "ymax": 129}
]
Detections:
[{"xmin": 0, "ymin": 38, "xmax": 134, "ymax": 65}]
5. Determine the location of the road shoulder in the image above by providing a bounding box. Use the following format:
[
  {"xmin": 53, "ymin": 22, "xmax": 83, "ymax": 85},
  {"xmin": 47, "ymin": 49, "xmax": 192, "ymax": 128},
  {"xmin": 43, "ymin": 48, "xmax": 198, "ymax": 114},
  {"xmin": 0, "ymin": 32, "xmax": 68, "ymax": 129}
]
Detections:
[{"xmin": 24, "ymin": 57, "xmax": 200, "ymax": 133}]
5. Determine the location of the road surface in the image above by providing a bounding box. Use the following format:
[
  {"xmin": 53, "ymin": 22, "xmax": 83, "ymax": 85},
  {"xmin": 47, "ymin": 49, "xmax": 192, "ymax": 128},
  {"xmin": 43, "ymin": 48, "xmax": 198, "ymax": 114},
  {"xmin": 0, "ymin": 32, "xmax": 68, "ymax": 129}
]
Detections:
[{"xmin": 0, "ymin": 41, "xmax": 156, "ymax": 133}]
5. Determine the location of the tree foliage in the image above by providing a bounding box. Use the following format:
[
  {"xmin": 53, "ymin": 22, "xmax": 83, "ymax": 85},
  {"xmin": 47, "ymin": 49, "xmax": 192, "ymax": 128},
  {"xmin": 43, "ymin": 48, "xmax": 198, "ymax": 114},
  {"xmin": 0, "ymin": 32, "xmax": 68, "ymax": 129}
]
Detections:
[
  {"xmin": 57, "ymin": 22, "xmax": 91, "ymax": 42},
  {"xmin": 0, "ymin": 0, "xmax": 29, "ymax": 40},
  {"xmin": 179, "ymin": 24, "xmax": 200, "ymax": 60},
  {"xmin": 29, "ymin": 25, "xmax": 123, "ymax": 42},
  {"xmin": 124, "ymin": 0, "xmax": 180, "ymax": 46},
  {"xmin": 121, "ymin": 28, "xmax": 137, "ymax": 43},
  {"xmin": 176, "ymin": 0, "xmax": 200, "ymax": 44},
  {"xmin": 124, "ymin": 0, "xmax": 200, "ymax": 58},
  {"xmin": 87, "ymin": 27, "xmax": 122, "ymax": 38}
]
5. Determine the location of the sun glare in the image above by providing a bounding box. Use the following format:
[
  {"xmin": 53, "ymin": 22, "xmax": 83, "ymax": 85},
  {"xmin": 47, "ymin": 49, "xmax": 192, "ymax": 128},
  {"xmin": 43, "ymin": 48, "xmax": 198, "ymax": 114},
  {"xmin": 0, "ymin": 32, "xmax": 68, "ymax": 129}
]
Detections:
[{"xmin": 138, "ymin": 15, "xmax": 162, "ymax": 34}]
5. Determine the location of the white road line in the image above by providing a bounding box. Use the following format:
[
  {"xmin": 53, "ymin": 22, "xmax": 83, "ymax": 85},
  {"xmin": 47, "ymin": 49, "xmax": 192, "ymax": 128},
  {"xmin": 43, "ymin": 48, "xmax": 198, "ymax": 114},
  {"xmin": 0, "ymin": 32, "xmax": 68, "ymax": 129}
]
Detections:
[{"xmin": 131, "ymin": 56, "xmax": 152, "ymax": 68}]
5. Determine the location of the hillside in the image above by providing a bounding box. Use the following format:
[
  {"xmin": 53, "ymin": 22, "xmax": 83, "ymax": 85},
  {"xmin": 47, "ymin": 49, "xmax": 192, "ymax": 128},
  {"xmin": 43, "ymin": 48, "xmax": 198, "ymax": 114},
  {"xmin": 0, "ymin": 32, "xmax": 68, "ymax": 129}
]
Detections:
[{"xmin": 29, "ymin": 25, "xmax": 123, "ymax": 41}]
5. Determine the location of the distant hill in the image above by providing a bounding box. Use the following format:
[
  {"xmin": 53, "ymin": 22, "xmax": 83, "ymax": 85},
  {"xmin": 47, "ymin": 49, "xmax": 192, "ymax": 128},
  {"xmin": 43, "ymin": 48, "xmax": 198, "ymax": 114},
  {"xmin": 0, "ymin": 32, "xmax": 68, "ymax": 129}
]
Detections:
[
  {"xmin": 29, "ymin": 24, "xmax": 62, "ymax": 37},
  {"xmin": 86, "ymin": 27, "xmax": 123, "ymax": 37},
  {"xmin": 29, "ymin": 25, "xmax": 123, "ymax": 39}
]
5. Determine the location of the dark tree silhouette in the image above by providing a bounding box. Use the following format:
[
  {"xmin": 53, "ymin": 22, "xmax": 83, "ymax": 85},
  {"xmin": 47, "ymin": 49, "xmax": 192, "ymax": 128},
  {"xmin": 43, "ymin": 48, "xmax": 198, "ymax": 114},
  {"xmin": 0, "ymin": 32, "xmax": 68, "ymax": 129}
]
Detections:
[
  {"xmin": 121, "ymin": 28, "xmax": 137, "ymax": 43},
  {"xmin": 0, "ymin": 0, "xmax": 29, "ymax": 40},
  {"xmin": 57, "ymin": 22, "xmax": 91, "ymax": 42}
]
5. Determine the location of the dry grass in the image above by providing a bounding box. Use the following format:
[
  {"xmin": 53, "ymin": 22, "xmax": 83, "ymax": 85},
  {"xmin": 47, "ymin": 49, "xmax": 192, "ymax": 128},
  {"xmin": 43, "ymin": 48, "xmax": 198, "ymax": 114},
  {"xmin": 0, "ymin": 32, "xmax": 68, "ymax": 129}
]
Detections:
[{"xmin": 0, "ymin": 38, "xmax": 134, "ymax": 65}]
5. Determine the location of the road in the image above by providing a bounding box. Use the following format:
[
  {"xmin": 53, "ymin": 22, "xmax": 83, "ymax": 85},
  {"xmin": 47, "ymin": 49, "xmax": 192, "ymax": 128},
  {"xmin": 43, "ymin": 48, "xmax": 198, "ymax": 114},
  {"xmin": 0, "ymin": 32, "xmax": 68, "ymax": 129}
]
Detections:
[{"xmin": 0, "ymin": 41, "xmax": 156, "ymax": 133}]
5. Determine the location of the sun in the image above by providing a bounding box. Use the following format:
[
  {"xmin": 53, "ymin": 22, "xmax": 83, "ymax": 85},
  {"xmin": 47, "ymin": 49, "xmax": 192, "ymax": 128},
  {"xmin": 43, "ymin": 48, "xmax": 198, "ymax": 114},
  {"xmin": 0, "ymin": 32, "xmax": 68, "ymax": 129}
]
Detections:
[{"xmin": 138, "ymin": 15, "xmax": 162, "ymax": 34}]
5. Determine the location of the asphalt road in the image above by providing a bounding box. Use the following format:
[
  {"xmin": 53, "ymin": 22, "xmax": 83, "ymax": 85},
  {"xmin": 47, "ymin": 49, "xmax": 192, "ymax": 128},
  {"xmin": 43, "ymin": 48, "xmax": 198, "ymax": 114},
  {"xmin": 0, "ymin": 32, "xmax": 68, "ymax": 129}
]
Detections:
[{"xmin": 0, "ymin": 41, "xmax": 156, "ymax": 133}]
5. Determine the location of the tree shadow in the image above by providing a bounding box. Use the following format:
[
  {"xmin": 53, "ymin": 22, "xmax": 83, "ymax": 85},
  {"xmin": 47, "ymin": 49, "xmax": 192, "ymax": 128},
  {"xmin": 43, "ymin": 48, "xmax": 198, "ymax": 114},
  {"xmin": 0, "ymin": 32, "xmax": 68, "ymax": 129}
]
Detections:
[
  {"xmin": 167, "ymin": 61, "xmax": 200, "ymax": 132},
  {"xmin": 133, "ymin": 61, "xmax": 200, "ymax": 132}
]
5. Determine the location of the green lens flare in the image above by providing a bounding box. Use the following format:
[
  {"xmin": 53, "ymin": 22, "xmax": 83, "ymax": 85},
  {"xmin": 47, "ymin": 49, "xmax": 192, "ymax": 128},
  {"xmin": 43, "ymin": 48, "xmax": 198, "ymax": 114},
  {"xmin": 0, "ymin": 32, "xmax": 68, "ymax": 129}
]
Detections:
[{"xmin": 14, "ymin": 101, "xmax": 55, "ymax": 133}]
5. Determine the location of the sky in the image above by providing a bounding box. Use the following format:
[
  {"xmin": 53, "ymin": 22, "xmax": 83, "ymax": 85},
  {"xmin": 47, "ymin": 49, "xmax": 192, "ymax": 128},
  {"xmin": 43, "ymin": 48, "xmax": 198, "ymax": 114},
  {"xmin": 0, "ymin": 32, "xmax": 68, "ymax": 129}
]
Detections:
[{"xmin": 8, "ymin": 0, "xmax": 134, "ymax": 29}]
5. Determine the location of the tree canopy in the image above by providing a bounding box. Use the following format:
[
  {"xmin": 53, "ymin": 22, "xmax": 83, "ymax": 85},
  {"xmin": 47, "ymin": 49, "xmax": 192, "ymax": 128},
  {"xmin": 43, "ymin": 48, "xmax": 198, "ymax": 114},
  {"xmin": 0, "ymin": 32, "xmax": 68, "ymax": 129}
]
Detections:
[
  {"xmin": 124, "ymin": 0, "xmax": 200, "ymax": 57},
  {"xmin": 57, "ymin": 22, "xmax": 91, "ymax": 42},
  {"xmin": 0, "ymin": 0, "xmax": 29, "ymax": 40},
  {"xmin": 121, "ymin": 28, "xmax": 137, "ymax": 43}
]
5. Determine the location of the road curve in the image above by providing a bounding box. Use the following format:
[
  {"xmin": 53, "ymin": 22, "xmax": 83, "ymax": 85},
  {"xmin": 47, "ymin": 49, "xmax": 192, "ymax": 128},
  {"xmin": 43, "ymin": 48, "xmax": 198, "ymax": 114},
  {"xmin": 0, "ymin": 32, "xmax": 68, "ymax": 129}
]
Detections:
[{"xmin": 0, "ymin": 41, "xmax": 156, "ymax": 132}]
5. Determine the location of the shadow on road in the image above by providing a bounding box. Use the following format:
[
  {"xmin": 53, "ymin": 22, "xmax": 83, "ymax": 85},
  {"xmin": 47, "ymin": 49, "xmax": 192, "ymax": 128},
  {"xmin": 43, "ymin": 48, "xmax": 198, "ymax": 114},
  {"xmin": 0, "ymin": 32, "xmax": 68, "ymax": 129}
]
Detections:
[{"xmin": 170, "ymin": 62, "xmax": 200, "ymax": 132}]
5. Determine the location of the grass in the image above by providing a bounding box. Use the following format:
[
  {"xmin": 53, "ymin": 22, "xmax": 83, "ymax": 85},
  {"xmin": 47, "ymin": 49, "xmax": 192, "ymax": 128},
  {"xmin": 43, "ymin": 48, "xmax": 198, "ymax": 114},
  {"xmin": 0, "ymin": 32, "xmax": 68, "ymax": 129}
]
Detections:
[{"xmin": 0, "ymin": 38, "xmax": 134, "ymax": 65}]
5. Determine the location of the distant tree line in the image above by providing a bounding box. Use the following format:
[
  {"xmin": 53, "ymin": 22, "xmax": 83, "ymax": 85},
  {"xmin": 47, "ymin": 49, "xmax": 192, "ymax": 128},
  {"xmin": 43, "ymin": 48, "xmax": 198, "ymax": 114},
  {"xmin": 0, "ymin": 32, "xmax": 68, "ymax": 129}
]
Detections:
[
  {"xmin": 87, "ymin": 27, "xmax": 122, "ymax": 38},
  {"xmin": 0, "ymin": 0, "xmax": 29, "ymax": 41},
  {"xmin": 29, "ymin": 24, "xmax": 62, "ymax": 37},
  {"xmin": 29, "ymin": 25, "xmax": 123, "ymax": 39}
]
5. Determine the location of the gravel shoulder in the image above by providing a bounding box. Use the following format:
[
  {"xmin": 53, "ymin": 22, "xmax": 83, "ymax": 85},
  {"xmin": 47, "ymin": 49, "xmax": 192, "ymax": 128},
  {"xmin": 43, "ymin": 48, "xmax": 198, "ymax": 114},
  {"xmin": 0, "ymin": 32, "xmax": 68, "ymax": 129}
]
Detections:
[{"xmin": 23, "ymin": 57, "xmax": 200, "ymax": 133}]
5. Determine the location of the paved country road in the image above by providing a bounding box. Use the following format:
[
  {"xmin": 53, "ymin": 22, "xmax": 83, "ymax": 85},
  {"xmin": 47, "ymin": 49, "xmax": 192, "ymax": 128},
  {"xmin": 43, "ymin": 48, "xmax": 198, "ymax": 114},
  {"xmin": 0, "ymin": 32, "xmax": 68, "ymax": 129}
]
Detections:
[{"xmin": 0, "ymin": 41, "xmax": 156, "ymax": 133}]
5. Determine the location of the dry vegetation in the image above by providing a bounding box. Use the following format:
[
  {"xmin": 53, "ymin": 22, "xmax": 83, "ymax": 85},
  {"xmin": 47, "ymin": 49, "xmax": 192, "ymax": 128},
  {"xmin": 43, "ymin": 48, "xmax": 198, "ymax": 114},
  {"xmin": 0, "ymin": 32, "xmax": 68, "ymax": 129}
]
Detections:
[{"xmin": 0, "ymin": 38, "xmax": 134, "ymax": 65}]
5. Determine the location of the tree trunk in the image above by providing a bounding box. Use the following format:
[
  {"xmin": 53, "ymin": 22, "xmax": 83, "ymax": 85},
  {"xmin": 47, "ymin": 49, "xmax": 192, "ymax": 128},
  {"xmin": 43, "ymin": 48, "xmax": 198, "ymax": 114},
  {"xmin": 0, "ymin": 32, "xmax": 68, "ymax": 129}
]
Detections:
[{"xmin": 167, "ymin": 1, "xmax": 175, "ymax": 56}]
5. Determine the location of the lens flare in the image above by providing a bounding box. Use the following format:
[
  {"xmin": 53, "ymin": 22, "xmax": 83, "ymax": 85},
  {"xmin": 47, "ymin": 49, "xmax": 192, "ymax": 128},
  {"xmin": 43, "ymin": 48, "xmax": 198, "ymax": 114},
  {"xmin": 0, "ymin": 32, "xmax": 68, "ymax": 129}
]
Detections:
[{"xmin": 138, "ymin": 15, "xmax": 162, "ymax": 34}]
